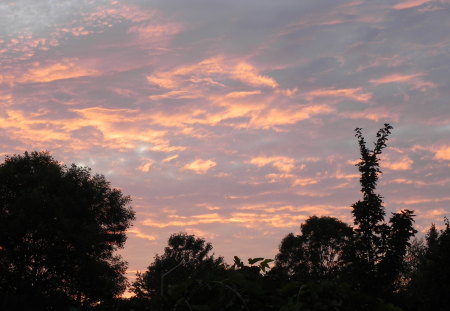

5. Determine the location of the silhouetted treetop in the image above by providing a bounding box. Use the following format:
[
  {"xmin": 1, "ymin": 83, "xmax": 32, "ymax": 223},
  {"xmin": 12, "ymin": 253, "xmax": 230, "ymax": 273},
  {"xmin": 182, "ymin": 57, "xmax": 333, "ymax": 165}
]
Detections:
[
  {"xmin": 0, "ymin": 151, "xmax": 135, "ymax": 310},
  {"xmin": 349, "ymin": 124, "xmax": 416, "ymax": 296},
  {"xmin": 274, "ymin": 216, "xmax": 352, "ymax": 281}
]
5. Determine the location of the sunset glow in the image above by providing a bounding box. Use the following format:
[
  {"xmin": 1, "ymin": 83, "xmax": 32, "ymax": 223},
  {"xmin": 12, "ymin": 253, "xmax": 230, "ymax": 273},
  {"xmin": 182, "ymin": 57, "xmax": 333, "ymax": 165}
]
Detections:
[{"xmin": 1, "ymin": 0, "xmax": 450, "ymax": 286}]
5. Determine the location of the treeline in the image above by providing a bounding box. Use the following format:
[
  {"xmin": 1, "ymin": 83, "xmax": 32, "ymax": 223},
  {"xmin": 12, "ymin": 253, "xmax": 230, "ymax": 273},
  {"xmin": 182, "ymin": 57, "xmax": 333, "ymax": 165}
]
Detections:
[
  {"xmin": 125, "ymin": 218, "xmax": 449, "ymax": 311},
  {"xmin": 0, "ymin": 124, "xmax": 449, "ymax": 310}
]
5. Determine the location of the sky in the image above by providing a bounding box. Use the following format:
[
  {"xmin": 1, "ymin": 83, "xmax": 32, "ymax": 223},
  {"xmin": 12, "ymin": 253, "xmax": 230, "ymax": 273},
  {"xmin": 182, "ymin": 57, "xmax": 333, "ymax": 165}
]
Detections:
[{"xmin": 1, "ymin": 0, "xmax": 450, "ymax": 287}]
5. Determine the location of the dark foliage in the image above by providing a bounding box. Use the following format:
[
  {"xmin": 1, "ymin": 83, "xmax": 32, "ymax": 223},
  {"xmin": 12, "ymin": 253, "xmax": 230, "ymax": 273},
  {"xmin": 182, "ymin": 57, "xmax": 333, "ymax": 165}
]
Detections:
[
  {"xmin": 132, "ymin": 232, "xmax": 225, "ymax": 308},
  {"xmin": 274, "ymin": 216, "xmax": 353, "ymax": 282},
  {"xmin": 0, "ymin": 151, "xmax": 135, "ymax": 310},
  {"xmin": 347, "ymin": 124, "xmax": 417, "ymax": 296},
  {"xmin": 404, "ymin": 219, "xmax": 450, "ymax": 311}
]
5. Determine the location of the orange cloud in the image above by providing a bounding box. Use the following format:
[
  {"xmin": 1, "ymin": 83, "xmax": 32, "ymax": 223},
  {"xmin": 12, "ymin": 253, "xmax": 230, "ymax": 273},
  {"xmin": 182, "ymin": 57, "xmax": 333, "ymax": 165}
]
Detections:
[
  {"xmin": 248, "ymin": 104, "xmax": 333, "ymax": 129},
  {"xmin": 141, "ymin": 202, "xmax": 350, "ymax": 230},
  {"xmin": 335, "ymin": 171, "xmax": 360, "ymax": 179},
  {"xmin": 147, "ymin": 75, "xmax": 177, "ymax": 89},
  {"xmin": 0, "ymin": 106, "xmax": 188, "ymax": 153},
  {"xmin": 162, "ymin": 154, "xmax": 179, "ymax": 163},
  {"xmin": 183, "ymin": 159, "xmax": 217, "ymax": 174},
  {"xmin": 384, "ymin": 156, "xmax": 413, "ymax": 170},
  {"xmin": 127, "ymin": 228, "xmax": 157, "ymax": 241},
  {"xmin": 434, "ymin": 146, "xmax": 450, "ymax": 160},
  {"xmin": 137, "ymin": 159, "xmax": 153, "ymax": 172},
  {"xmin": 421, "ymin": 208, "xmax": 449, "ymax": 219},
  {"xmin": 147, "ymin": 57, "xmax": 278, "ymax": 91},
  {"xmin": 225, "ymin": 90, "xmax": 262, "ymax": 98},
  {"xmin": 249, "ymin": 156, "xmax": 296, "ymax": 173},
  {"xmin": 142, "ymin": 213, "xmax": 224, "ymax": 228},
  {"xmin": 233, "ymin": 63, "xmax": 279, "ymax": 88},
  {"xmin": 19, "ymin": 60, "xmax": 97, "ymax": 83},
  {"xmin": 292, "ymin": 178, "xmax": 319, "ymax": 186}
]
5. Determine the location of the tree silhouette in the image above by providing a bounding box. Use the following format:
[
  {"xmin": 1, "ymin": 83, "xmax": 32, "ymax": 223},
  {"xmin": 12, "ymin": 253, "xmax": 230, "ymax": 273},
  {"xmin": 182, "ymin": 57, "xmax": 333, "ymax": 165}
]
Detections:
[
  {"xmin": 274, "ymin": 216, "xmax": 352, "ymax": 282},
  {"xmin": 406, "ymin": 219, "xmax": 450, "ymax": 311},
  {"xmin": 132, "ymin": 232, "xmax": 224, "ymax": 302},
  {"xmin": 0, "ymin": 151, "xmax": 135, "ymax": 309},
  {"xmin": 348, "ymin": 124, "xmax": 416, "ymax": 296}
]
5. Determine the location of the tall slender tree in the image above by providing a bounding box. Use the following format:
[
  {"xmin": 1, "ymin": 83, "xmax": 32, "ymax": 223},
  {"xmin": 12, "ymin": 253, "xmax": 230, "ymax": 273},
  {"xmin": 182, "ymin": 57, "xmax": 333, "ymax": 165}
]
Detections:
[{"xmin": 349, "ymin": 124, "xmax": 416, "ymax": 295}]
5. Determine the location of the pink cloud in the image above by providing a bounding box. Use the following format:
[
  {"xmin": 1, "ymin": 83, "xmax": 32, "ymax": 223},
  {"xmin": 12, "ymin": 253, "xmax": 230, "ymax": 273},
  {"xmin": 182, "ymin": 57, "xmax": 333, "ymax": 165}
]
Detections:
[
  {"xmin": 128, "ymin": 23, "xmax": 182, "ymax": 39},
  {"xmin": 306, "ymin": 88, "xmax": 372, "ymax": 102},
  {"xmin": 393, "ymin": 0, "xmax": 432, "ymax": 10},
  {"xmin": 369, "ymin": 73, "xmax": 435, "ymax": 90}
]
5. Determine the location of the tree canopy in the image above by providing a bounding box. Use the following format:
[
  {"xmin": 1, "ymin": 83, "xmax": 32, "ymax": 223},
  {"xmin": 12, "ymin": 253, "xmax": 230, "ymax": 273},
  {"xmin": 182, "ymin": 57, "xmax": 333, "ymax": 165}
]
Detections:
[
  {"xmin": 132, "ymin": 232, "xmax": 224, "ymax": 300},
  {"xmin": 274, "ymin": 215, "xmax": 352, "ymax": 282},
  {"xmin": 0, "ymin": 151, "xmax": 135, "ymax": 310}
]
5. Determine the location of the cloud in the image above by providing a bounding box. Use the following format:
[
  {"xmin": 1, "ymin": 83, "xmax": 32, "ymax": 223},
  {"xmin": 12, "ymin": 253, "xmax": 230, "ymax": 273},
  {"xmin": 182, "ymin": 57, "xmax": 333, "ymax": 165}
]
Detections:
[
  {"xmin": 127, "ymin": 228, "xmax": 157, "ymax": 241},
  {"xmin": 393, "ymin": 0, "xmax": 432, "ymax": 10},
  {"xmin": 128, "ymin": 23, "xmax": 181, "ymax": 39},
  {"xmin": 183, "ymin": 159, "xmax": 217, "ymax": 174},
  {"xmin": 306, "ymin": 88, "xmax": 372, "ymax": 102},
  {"xmin": 18, "ymin": 60, "xmax": 98, "ymax": 83},
  {"xmin": 185, "ymin": 227, "xmax": 217, "ymax": 239},
  {"xmin": 383, "ymin": 156, "xmax": 414, "ymax": 170},
  {"xmin": 369, "ymin": 73, "xmax": 435, "ymax": 90},
  {"xmin": 141, "ymin": 211, "xmax": 310, "ymax": 229},
  {"xmin": 393, "ymin": 197, "xmax": 450, "ymax": 206},
  {"xmin": 142, "ymin": 213, "xmax": 224, "ymax": 228},
  {"xmin": 292, "ymin": 178, "xmax": 319, "ymax": 186},
  {"xmin": 162, "ymin": 154, "xmax": 179, "ymax": 163},
  {"xmin": 146, "ymin": 56, "xmax": 278, "ymax": 91},
  {"xmin": 232, "ymin": 63, "xmax": 279, "ymax": 88},
  {"xmin": 248, "ymin": 105, "xmax": 333, "ymax": 129},
  {"xmin": 137, "ymin": 159, "xmax": 153, "ymax": 173},
  {"xmin": 249, "ymin": 156, "xmax": 296, "ymax": 173},
  {"xmin": 433, "ymin": 146, "xmax": 450, "ymax": 160},
  {"xmin": 225, "ymin": 90, "xmax": 262, "ymax": 98},
  {"xmin": 340, "ymin": 109, "xmax": 398, "ymax": 122}
]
